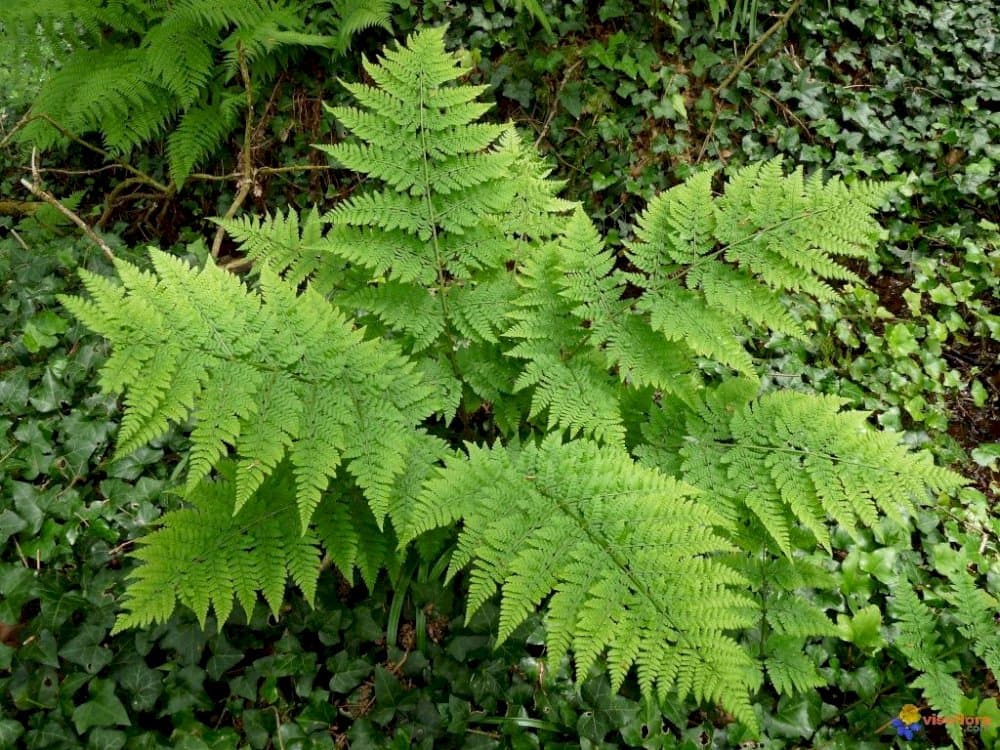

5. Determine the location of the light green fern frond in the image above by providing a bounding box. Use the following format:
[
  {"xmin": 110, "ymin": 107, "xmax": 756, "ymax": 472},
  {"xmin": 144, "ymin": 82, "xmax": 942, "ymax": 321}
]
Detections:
[
  {"xmin": 113, "ymin": 462, "xmax": 322, "ymax": 632},
  {"xmin": 59, "ymin": 250, "xmax": 445, "ymax": 530},
  {"xmin": 639, "ymin": 381, "xmax": 965, "ymax": 556},
  {"xmin": 295, "ymin": 27, "xmax": 570, "ymax": 360},
  {"xmin": 216, "ymin": 207, "xmax": 334, "ymax": 289},
  {"xmin": 764, "ymin": 635, "xmax": 826, "ymax": 695},
  {"xmin": 113, "ymin": 457, "xmax": 417, "ymax": 633},
  {"xmin": 403, "ymin": 436, "xmax": 762, "ymax": 731},
  {"xmin": 623, "ymin": 161, "xmax": 892, "ymax": 375},
  {"xmin": 505, "ymin": 224, "xmax": 625, "ymax": 445}
]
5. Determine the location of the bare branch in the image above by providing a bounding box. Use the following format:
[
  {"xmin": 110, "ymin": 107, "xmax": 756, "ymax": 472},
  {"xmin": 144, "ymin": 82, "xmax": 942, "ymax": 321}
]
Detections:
[{"xmin": 21, "ymin": 149, "xmax": 115, "ymax": 262}]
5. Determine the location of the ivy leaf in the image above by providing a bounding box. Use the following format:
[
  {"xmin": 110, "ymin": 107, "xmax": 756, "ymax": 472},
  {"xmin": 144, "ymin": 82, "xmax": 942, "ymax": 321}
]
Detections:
[
  {"xmin": 0, "ymin": 718, "xmax": 24, "ymax": 749},
  {"xmin": 116, "ymin": 660, "xmax": 163, "ymax": 712},
  {"xmin": 0, "ymin": 566, "xmax": 36, "ymax": 622},
  {"xmin": 766, "ymin": 692, "xmax": 821, "ymax": 739},
  {"xmin": 0, "ymin": 511, "xmax": 26, "ymax": 545},
  {"xmin": 87, "ymin": 728, "xmax": 127, "ymax": 750},
  {"xmin": 205, "ymin": 633, "xmax": 244, "ymax": 681},
  {"xmin": 72, "ymin": 681, "xmax": 130, "ymax": 734},
  {"xmin": 29, "ymin": 367, "xmax": 66, "ymax": 413},
  {"xmin": 838, "ymin": 605, "xmax": 885, "ymax": 652},
  {"xmin": 971, "ymin": 443, "xmax": 1000, "ymax": 470},
  {"xmin": 578, "ymin": 677, "xmax": 639, "ymax": 744},
  {"xmin": 22, "ymin": 311, "xmax": 68, "ymax": 353},
  {"xmin": 327, "ymin": 651, "xmax": 373, "ymax": 693},
  {"xmin": 59, "ymin": 413, "xmax": 110, "ymax": 475},
  {"xmin": 11, "ymin": 422, "xmax": 54, "ymax": 479},
  {"xmin": 370, "ymin": 666, "xmax": 417, "ymax": 726},
  {"xmin": 59, "ymin": 625, "xmax": 114, "ymax": 674}
]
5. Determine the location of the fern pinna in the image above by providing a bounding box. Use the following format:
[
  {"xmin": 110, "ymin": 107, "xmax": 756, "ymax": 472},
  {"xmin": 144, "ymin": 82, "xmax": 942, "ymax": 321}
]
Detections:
[{"xmin": 62, "ymin": 27, "xmax": 976, "ymax": 737}]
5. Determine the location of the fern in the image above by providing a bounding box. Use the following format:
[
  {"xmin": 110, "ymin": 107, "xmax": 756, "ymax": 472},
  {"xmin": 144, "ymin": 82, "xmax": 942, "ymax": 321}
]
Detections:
[
  {"xmin": 222, "ymin": 27, "xmax": 571, "ymax": 420},
  {"xmin": 115, "ymin": 463, "xmax": 323, "ymax": 631},
  {"xmin": 313, "ymin": 25, "xmax": 567, "ymax": 358},
  {"xmin": 114, "ymin": 460, "xmax": 405, "ymax": 632},
  {"xmin": 332, "ymin": 0, "xmax": 392, "ymax": 54},
  {"xmin": 943, "ymin": 566, "xmax": 1000, "ymax": 678},
  {"xmin": 889, "ymin": 581, "xmax": 965, "ymax": 746},
  {"xmin": 505, "ymin": 211, "xmax": 628, "ymax": 444},
  {"xmin": 59, "ymin": 26, "xmax": 978, "ymax": 740},
  {"xmin": 503, "ymin": 164, "xmax": 894, "ymax": 445},
  {"xmin": 4, "ymin": 0, "xmax": 391, "ymax": 183},
  {"xmin": 622, "ymin": 161, "xmax": 892, "ymax": 375},
  {"xmin": 166, "ymin": 94, "xmax": 243, "ymax": 184}
]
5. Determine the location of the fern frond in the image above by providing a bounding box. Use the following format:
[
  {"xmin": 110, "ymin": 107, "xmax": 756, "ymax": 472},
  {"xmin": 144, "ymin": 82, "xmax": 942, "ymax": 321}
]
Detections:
[
  {"xmin": 113, "ymin": 463, "xmax": 322, "ymax": 632},
  {"xmin": 142, "ymin": 11, "xmax": 214, "ymax": 106},
  {"xmin": 942, "ymin": 566, "xmax": 1000, "ymax": 678},
  {"xmin": 622, "ymin": 160, "xmax": 892, "ymax": 375},
  {"xmin": 889, "ymin": 582, "xmax": 964, "ymax": 745},
  {"xmin": 60, "ymin": 250, "xmax": 445, "ymax": 530},
  {"xmin": 506, "ymin": 230, "xmax": 625, "ymax": 445},
  {"xmin": 640, "ymin": 382, "xmax": 965, "ymax": 555},
  {"xmin": 313, "ymin": 485, "xmax": 401, "ymax": 590},
  {"xmin": 331, "ymin": 0, "xmax": 392, "ymax": 53},
  {"xmin": 113, "ymin": 457, "xmax": 416, "ymax": 632},
  {"xmin": 715, "ymin": 160, "xmax": 890, "ymax": 296},
  {"xmin": 9, "ymin": 0, "xmax": 378, "ymax": 189},
  {"xmin": 168, "ymin": 94, "xmax": 243, "ymax": 185},
  {"xmin": 216, "ymin": 207, "xmax": 332, "ymax": 288},
  {"xmin": 403, "ymin": 436, "xmax": 762, "ymax": 731},
  {"xmin": 764, "ymin": 635, "xmax": 825, "ymax": 695},
  {"xmin": 19, "ymin": 48, "xmax": 177, "ymax": 154},
  {"xmin": 295, "ymin": 27, "xmax": 570, "ymax": 358}
]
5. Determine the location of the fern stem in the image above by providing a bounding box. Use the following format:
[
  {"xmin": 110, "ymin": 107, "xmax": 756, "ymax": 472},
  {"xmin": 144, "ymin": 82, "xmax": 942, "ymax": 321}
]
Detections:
[
  {"xmin": 416, "ymin": 64, "xmax": 462, "ymax": 371},
  {"xmin": 212, "ymin": 43, "xmax": 257, "ymax": 260},
  {"xmin": 703, "ymin": 438, "xmax": 912, "ymax": 475},
  {"xmin": 663, "ymin": 204, "xmax": 839, "ymax": 285}
]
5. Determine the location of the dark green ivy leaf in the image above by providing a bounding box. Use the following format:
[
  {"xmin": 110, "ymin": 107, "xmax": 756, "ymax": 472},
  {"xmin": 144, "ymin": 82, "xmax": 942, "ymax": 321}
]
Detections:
[
  {"xmin": 371, "ymin": 666, "xmax": 417, "ymax": 726},
  {"xmin": 72, "ymin": 681, "xmax": 130, "ymax": 734},
  {"xmin": 0, "ymin": 719, "xmax": 24, "ymax": 750}
]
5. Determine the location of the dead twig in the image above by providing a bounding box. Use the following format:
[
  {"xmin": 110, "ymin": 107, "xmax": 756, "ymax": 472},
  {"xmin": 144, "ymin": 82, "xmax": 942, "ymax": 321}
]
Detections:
[
  {"xmin": 755, "ymin": 85, "xmax": 814, "ymax": 143},
  {"xmin": 20, "ymin": 149, "xmax": 115, "ymax": 262},
  {"xmin": 696, "ymin": 0, "xmax": 803, "ymax": 163},
  {"xmin": 9, "ymin": 229, "xmax": 29, "ymax": 252},
  {"xmin": 6, "ymin": 113, "xmax": 169, "ymax": 192},
  {"xmin": 716, "ymin": 0, "xmax": 803, "ymax": 95},
  {"xmin": 535, "ymin": 59, "xmax": 583, "ymax": 149}
]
